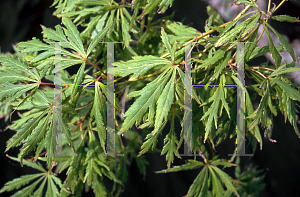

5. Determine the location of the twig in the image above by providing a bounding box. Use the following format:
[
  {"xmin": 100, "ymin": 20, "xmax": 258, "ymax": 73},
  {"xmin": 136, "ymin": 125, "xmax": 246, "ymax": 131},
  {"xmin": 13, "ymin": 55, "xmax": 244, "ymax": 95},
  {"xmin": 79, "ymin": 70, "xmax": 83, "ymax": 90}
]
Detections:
[
  {"xmin": 75, "ymin": 101, "xmax": 94, "ymax": 110},
  {"xmin": 86, "ymin": 59, "xmax": 107, "ymax": 78},
  {"xmin": 72, "ymin": 105, "xmax": 93, "ymax": 133},
  {"xmin": 160, "ymin": 1, "xmax": 257, "ymax": 59},
  {"xmin": 252, "ymin": 67, "xmax": 275, "ymax": 72}
]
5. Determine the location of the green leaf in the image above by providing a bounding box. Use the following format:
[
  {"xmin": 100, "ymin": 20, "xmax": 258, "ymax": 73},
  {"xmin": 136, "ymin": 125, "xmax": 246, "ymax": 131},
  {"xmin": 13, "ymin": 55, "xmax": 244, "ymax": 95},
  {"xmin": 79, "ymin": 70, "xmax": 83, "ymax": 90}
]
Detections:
[
  {"xmin": 210, "ymin": 159, "xmax": 236, "ymax": 168},
  {"xmin": 0, "ymin": 173, "xmax": 44, "ymax": 193},
  {"xmin": 207, "ymin": 6, "xmax": 224, "ymax": 26},
  {"xmin": 245, "ymin": 89, "xmax": 263, "ymax": 150},
  {"xmin": 86, "ymin": 21, "xmax": 113, "ymax": 56},
  {"xmin": 208, "ymin": 166, "xmax": 224, "ymax": 197},
  {"xmin": 69, "ymin": 62, "xmax": 86, "ymax": 107},
  {"xmin": 195, "ymin": 47, "xmax": 226, "ymax": 70},
  {"xmin": 46, "ymin": 175, "xmax": 60, "ymax": 197},
  {"xmin": 211, "ymin": 166, "xmax": 240, "ymax": 197},
  {"xmin": 118, "ymin": 68, "xmax": 172, "ymax": 133},
  {"xmin": 0, "ymin": 56, "xmax": 28, "ymax": 73},
  {"xmin": 248, "ymin": 45, "xmax": 284, "ymax": 60},
  {"xmin": 155, "ymin": 160, "xmax": 204, "ymax": 173},
  {"xmin": 265, "ymin": 22, "xmax": 296, "ymax": 61},
  {"xmin": 138, "ymin": 121, "xmax": 165, "ymax": 157},
  {"xmin": 10, "ymin": 176, "xmax": 44, "ymax": 197},
  {"xmin": 114, "ymin": 55, "xmax": 171, "ymax": 80},
  {"xmin": 91, "ymin": 81, "xmax": 107, "ymax": 152},
  {"xmin": 272, "ymin": 78, "xmax": 300, "ymax": 101},
  {"xmin": 271, "ymin": 15, "xmax": 300, "ymax": 23},
  {"xmin": 6, "ymin": 156, "xmax": 47, "ymax": 172},
  {"xmin": 62, "ymin": 17, "xmax": 86, "ymax": 58},
  {"xmin": 263, "ymin": 23, "xmax": 282, "ymax": 67},
  {"xmin": 121, "ymin": 8, "xmax": 131, "ymax": 47},
  {"xmin": 61, "ymin": 117, "xmax": 75, "ymax": 153},
  {"xmin": 0, "ymin": 71, "xmax": 36, "ymax": 83},
  {"xmin": 20, "ymin": 114, "xmax": 51, "ymax": 164},
  {"xmin": 153, "ymin": 68, "xmax": 176, "ymax": 134},
  {"xmin": 200, "ymin": 85, "xmax": 231, "ymax": 143},
  {"xmin": 142, "ymin": 0, "xmax": 160, "ymax": 17},
  {"xmin": 5, "ymin": 108, "xmax": 49, "ymax": 153},
  {"xmin": 270, "ymin": 65, "xmax": 300, "ymax": 78},
  {"xmin": 161, "ymin": 27, "xmax": 172, "ymax": 57},
  {"xmin": 161, "ymin": 114, "xmax": 181, "ymax": 169},
  {"xmin": 186, "ymin": 166, "xmax": 209, "ymax": 197}
]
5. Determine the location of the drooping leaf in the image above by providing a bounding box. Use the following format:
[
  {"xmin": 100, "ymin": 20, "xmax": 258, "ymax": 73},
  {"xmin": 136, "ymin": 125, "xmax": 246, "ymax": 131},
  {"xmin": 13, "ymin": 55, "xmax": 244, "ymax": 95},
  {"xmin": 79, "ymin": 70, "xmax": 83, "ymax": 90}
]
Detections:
[
  {"xmin": 153, "ymin": 68, "xmax": 176, "ymax": 134},
  {"xmin": 263, "ymin": 23, "xmax": 282, "ymax": 67},
  {"xmin": 211, "ymin": 166, "xmax": 240, "ymax": 197},
  {"xmin": 161, "ymin": 114, "xmax": 181, "ymax": 169},
  {"xmin": 265, "ymin": 22, "xmax": 296, "ymax": 61},
  {"xmin": 118, "ymin": 68, "xmax": 172, "ymax": 134}
]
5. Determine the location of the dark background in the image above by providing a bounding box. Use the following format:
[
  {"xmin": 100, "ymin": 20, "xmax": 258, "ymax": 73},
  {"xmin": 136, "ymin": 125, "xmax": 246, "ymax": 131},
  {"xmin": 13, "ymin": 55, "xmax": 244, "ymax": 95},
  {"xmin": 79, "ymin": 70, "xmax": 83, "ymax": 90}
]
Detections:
[{"xmin": 1, "ymin": 0, "xmax": 300, "ymax": 196}]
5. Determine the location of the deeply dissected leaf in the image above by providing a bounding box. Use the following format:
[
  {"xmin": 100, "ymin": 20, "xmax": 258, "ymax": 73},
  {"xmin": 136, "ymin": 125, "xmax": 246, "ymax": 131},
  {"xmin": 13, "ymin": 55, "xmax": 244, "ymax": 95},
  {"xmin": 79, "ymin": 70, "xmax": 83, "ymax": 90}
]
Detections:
[
  {"xmin": 0, "ymin": 70, "xmax": 36, "ymax": 83},
  {"xmin": 161, "ymin": 114, "xmax": 181, "ymax": 169},
  {"xmin": 161, "ymin": 27, "xmax": 172, "ymax": 58},
  {"xmin": 272, "ymin": 78, "xmax": 300, "ymax": 101},
  {"xmin": 114, "ymin": 55, "xmax": 171, "ymax": 80},
  {"xmin": 118, "ymin": 68, "xmax": 172, "ymax": 133},
  {"xmin": 153, "ymin": 68, "xmax": 176, "ymax": 134},
  {"xmin": 263, "ymin": 23, "xmax": 282, "ymax": 67},
  {"xmin": 208, "ymin": 166, "xmax": 224, "ymax": 197},
  {"xmin": 5, "ymin": 108, "xmax": 50, "ymax": 154},
  {"xmin": 62, "ymin": 17, "xmax": 86, "ymax": 58},
  {"xmin": 86, "ymin": 21, "xmax": 113, "ymax": 56},
  {"xmin": 186, "ymin": 166, "xmax": 209, "ymax": 197},
  {"xmin": 271, "ymin": 15, "xmax": 300, "ymax": 23},
  {"xmin": 211, "ymin": 166, "xmax": 239, "ymax": 197},
  {"xmin": 265, "ymin": 22, "xmax": 296, "ymax": 61}
]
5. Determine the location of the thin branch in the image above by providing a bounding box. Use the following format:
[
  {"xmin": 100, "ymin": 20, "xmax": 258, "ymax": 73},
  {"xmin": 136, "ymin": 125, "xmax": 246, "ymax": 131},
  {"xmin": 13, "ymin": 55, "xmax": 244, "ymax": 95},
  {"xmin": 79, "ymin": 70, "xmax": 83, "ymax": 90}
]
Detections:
[
  {"xmin": 86, "ymin": 59, "xmax": 107, "ymax": 78},
  {"xmin": 252, "ymin": 67, "xmax": 275, "ymax": 72},
  {"xmin": 72, "ymin": 105, "xmax": 93, "ymax": 133},
  {"xmin": 75, "ymin": 101, "xmax": 94, "ymax": 110},
  {"xmin": 160, "ymin": 1, "xmax": 257, "ymax": 59},
  {"xmin": 251, "ymin": 68, "xmax": 267, "ymax": 79}
]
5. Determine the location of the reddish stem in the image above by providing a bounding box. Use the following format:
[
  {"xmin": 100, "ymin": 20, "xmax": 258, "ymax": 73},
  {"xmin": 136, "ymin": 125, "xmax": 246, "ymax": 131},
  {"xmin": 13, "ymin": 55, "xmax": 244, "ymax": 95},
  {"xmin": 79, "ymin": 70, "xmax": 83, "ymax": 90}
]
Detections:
[{"xmin": 86, "ymin": 59, "xmax": 107, "ymax": 78}]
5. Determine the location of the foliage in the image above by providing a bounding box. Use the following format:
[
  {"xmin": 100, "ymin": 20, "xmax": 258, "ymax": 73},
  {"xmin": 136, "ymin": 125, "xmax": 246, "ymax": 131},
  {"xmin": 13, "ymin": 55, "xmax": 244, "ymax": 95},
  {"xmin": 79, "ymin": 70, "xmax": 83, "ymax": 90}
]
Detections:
[{"xmin": 1, "ymin": 0, "xmax": 300, "ymax": 196}]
